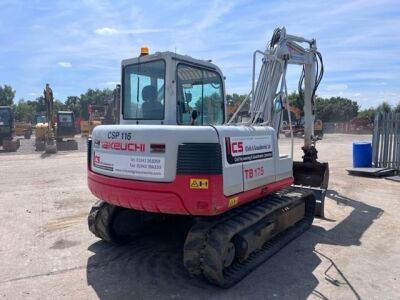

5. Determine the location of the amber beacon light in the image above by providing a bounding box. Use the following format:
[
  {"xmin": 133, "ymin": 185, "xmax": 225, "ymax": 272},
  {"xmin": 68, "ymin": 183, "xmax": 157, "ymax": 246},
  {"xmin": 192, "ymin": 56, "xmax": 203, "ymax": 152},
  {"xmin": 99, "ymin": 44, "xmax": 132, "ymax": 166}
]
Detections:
[{"xmin": 140, "ymin": 47, "xmax": 149, "ymax": 56}]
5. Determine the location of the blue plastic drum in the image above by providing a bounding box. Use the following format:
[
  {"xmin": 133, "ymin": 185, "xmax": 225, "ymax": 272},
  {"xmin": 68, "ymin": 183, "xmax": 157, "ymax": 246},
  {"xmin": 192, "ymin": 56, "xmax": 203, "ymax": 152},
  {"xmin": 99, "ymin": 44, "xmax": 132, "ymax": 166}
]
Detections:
[{"xmin": 353, "ymin": 142, "xmax": 372, "ymax": 168}]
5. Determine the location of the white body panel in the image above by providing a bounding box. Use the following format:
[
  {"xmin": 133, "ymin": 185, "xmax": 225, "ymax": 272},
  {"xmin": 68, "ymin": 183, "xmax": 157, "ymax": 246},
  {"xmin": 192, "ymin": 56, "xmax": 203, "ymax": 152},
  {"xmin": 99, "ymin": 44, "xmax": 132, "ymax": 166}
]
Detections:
[
  {"xmin": 91, "ymin": 125, "xmax": 219, "ymax": 182},
  {"xmin": 214, "ymin": 126, "xmax": 279, "ymax": 196},
  {"xmin": 91, "ymin": 124, "xmax": 293, "ymax": 197}
]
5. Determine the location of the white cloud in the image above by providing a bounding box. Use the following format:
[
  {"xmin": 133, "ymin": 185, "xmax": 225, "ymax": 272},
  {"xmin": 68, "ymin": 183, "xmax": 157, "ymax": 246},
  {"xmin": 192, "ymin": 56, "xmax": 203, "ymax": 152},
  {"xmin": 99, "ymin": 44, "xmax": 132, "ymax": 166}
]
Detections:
[
  {"xmin": 105, "ymin": 81, "xmax": 119, "ymax": 85},
  {"xmin": 95, "ymin": 27, "xmax": 119, "ymax": 35},
  {"xmin": 94, "ymin": 27, "xmax": 165, "ymax": 36},
  {"xmin": 325, "ymin": 84, "xmax": 348, "ymax": 91},
  {"xmin": 57, "ymin": 61, "xmax": 72, "ymax": 68},
  {"xmin": 195, "ymin": 0, "xmax": 235, "ymax": 30},
  {"xmin": 128, "ymin": 28, "xmax": 166, "ymax": 34}
]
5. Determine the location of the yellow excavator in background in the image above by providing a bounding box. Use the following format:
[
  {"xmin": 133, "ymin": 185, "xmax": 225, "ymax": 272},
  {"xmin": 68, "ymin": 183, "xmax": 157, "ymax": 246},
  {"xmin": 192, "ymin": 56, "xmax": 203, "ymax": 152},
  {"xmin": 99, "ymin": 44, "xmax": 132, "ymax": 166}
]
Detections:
[
  {"xmin": 0, "ymin": 106, "xmax": 20, "ymax": 152},
  {"xmin": 35, "ymin": 84, "xmax": 78, "ymax": 152}
]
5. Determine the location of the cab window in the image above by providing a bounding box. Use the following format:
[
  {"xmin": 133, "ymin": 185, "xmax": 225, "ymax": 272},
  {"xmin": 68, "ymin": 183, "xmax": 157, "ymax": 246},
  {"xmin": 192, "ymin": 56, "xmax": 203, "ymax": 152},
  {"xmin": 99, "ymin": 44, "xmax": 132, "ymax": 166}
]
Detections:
[
  {"xmin": 0, "ymin": 108, "xmax": 11, "ymax": 125},
  {"xmin": 58, "ymin": 114, "xmax": 73, "ymax": 126},
  {"xmin": 177, "ymin": 64, "xmax": 224, "ymax": 125},
  {"xmin": 123, "ymin": 60, "xmax": 165, "ymax": 120}
]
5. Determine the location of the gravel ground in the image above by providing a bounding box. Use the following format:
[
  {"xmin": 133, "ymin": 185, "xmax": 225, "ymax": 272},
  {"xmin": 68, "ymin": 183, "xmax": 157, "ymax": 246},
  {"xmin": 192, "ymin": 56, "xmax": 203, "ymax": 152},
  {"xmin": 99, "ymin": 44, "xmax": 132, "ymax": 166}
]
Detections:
[
  {"xmin": 0, "ymin": 134, "xmax": 399, "ymax": 300},
  {"xmin": 0, "ymin": 135, "xmax": 88, "ymax": 155}
]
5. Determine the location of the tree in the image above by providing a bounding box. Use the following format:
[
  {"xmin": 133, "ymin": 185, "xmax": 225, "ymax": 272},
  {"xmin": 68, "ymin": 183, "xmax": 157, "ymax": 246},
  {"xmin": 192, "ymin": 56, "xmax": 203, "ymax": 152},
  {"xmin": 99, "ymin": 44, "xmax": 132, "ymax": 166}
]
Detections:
[
  {"xmin": 0, "ymin": 85, "xmax": 16, "ymax": 106},
  {"xmin": 226, "ymin": 93, "xmax": 249, "ymax": 120},
  {"xmin": 193, "ymin": 92, "xmax": 225, "ymax": 123},
  {"xmin": 315, "ymin": 97, "xmax": 359, "ymax": 122},
  {"xmin": 288, "ymin": 91, "xmax": 303, "ymax": 114},
  {"xmin": 31, "ymin": 96, "xmax": 47, "ymax": 113},
  {"xmin": 394, "ymin": 102, "xmax": 400, "ymax": 113},
  {"xmin": 226, "ymin": 93, "xmax": 248, "ymax": 107},
  {"xmin": 53, "ymin": 100, "xmax": 65, "ymax": 112},
  {"xmin": 15, "ymin": 99, "xmax": 36, "ymax": 123},
  {"xmin": 376, "ymin": 101, "xmax": 392, "ymax": 113},
  {"xmin": 65, "ymin": 96, "xmax": 80, "ymax": 117},
  {"xmin": 358, "ymin": 107, "xmax": 377, "ymax": 121},
  {"xmin": 79, "ymin": 88, "xmax": 113, "ymax": 119}
]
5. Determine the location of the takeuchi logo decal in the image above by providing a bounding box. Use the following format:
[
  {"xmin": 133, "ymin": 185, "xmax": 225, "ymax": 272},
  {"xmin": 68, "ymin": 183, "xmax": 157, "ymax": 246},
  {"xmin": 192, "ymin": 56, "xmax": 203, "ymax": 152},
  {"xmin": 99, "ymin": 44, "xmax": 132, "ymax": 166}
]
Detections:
[{"xmin": 101, "ymin": 141, "xmax": 145, "ymax": 152}]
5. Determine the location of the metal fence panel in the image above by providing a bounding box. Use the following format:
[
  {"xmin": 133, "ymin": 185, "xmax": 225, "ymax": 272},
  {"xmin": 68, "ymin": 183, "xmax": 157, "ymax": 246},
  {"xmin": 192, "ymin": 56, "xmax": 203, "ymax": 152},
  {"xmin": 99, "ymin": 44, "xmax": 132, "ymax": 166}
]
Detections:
[{"xmin": 372, "ymin": 112, "xmax": 400, "ymax": 169}]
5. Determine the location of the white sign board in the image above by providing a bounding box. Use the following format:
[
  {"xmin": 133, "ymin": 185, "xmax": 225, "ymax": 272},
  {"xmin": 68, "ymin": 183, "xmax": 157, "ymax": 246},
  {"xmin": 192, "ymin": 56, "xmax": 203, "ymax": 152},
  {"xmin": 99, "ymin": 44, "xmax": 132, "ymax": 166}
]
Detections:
[
  {"xmin": 226, "ymin": 135, "xmax": 273, "ymax": 164},
  {"xmin": 93, "ymin": 151, "xmax": 165, "ymax": 179}
]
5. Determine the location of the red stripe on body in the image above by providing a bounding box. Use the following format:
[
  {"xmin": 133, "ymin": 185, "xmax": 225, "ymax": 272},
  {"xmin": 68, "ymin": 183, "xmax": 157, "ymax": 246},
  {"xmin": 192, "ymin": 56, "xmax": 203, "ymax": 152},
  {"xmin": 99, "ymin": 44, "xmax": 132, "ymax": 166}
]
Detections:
[{"xmin": 88, "ymin": 170, "xmax": 293, "ymax": 216}]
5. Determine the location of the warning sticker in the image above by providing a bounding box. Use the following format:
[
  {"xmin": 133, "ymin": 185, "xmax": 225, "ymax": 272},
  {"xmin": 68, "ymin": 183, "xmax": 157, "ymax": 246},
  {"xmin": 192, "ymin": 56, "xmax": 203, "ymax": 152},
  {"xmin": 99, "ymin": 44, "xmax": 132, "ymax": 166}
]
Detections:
[
  {"xmin": 190, "ymin": 178, "xmax": 209, "ymax": 189},
  {"xmin": 93, "ymin": 151, "xmax": 165, "ymax": 179},
  {"xmin": 228, "ymin": 196, "xmax": 239, "ymax": 207}
]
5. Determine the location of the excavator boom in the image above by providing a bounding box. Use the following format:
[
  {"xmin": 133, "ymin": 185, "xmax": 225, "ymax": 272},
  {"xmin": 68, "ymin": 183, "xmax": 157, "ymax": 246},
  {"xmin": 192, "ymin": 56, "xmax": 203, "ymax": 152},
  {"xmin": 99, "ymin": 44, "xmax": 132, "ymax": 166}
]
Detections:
[{"xmin": 229, "ymin": 27, "xmax": 329, "ymax": 215}]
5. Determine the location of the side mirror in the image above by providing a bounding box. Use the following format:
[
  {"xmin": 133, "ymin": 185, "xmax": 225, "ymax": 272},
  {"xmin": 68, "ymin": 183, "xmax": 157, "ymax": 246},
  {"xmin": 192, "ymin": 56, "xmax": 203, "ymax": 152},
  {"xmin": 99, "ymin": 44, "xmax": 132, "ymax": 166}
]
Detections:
[{"xmin": 273, "ymin": 97, "xmax": 283, "ymax": 112}]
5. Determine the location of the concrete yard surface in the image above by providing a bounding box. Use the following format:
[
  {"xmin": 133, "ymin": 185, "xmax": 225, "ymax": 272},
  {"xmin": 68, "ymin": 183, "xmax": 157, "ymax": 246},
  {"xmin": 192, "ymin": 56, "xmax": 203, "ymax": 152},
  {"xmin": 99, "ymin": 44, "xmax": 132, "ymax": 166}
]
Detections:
[{"xmin": 0, "ymin": 134, "xmax": 399, "ymax": 299}]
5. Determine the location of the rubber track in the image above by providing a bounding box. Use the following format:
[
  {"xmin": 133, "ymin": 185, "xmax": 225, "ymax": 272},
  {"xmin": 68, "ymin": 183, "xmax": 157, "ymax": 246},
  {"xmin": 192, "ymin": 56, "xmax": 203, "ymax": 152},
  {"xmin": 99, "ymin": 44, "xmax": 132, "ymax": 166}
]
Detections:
[
  {"xmin": 88, "ymin": 200, "xmax": 121, "ymax": 243},
  {"xmin": 183, "ymin": 187, "xmax": 315, "ymax": 288}
]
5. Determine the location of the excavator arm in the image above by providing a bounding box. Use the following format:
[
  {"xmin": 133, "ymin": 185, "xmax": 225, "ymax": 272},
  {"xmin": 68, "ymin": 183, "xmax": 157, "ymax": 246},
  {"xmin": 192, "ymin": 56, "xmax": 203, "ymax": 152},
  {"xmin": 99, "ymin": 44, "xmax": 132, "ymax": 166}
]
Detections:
[
  {"xmin": 229, "ymin": 27, "xmax": 329, "ymax": 216},
  {"xmin": 43, "ymin": 84, "xmax": 57, "ymax": 153}
]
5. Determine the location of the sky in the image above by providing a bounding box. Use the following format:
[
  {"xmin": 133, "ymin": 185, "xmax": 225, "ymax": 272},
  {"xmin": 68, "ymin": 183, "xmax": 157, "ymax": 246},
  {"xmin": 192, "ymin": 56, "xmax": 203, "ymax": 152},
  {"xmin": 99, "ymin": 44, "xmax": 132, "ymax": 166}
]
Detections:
[{"xmin": 0, "ymin": 0, "xmax": 399, "ymax": 108}]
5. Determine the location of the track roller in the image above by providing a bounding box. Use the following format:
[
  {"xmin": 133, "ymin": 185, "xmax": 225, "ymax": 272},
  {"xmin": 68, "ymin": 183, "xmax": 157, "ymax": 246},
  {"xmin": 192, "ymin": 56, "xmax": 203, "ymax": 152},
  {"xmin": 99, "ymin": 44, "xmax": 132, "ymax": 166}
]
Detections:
[{"xmin": 183, "ymin": 187, "xmax": 316, "ymax": 288}]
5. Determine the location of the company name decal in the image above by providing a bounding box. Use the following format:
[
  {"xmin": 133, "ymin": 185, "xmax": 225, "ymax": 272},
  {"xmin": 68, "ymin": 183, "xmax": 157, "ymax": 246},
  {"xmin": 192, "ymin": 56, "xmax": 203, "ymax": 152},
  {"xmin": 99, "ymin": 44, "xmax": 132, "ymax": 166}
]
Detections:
[
  {"xmin": 101, "ymin": 141, "xmax": 145, "ymax": 152},
  {"xmin": 226, "ymin": 136, "xmax": 273, "ymax": 164},
  {"xmin": 93, "ymin": 151, "xmax": 165, "ymax": 178}
]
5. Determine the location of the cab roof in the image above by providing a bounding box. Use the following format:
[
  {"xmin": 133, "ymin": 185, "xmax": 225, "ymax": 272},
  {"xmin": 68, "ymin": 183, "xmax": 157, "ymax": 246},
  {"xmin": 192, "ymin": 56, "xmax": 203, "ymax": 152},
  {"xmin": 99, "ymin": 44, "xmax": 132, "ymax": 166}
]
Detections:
[{"xmin": 121, "ymin": 51, "xmax": 220, "ymax": 71}]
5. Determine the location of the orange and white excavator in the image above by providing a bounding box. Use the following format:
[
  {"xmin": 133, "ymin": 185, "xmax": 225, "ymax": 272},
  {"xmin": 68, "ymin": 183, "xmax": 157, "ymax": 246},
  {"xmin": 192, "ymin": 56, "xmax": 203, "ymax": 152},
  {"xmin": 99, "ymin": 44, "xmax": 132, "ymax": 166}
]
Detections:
[{"xmin": 87, "ymin": 27, "xmax": 329, "ymax": 287}]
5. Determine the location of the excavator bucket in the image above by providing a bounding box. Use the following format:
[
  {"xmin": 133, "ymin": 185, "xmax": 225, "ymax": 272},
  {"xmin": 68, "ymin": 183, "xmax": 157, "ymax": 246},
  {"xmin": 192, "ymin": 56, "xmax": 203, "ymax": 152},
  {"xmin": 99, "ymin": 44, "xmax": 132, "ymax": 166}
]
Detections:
[
  {"xmin": 293, "ymin": 161, "xmax": 329, "ymax": 218},
  {"xmin": 45, "ymin": 139, "xmax": 57, "ymax": 154}
]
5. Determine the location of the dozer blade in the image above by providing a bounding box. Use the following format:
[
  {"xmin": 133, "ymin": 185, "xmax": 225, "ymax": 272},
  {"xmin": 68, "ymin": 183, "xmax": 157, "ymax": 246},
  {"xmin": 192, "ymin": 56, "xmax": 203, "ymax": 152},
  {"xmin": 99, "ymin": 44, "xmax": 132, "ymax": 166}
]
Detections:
[
  {"xmin": 293, "ymin": 161, "xmax": 329, "ymax": 218},
  {"xmin": 2, "ymin": 139, "xmax": 19, "ymax": 152},
  {"xmin": 45, "ymin": 140, "xmax": 57, "ymax": 154},
  {"xmin": 57, "ymin": 140, "xmax": 78, "ymax": 151},
  {"xmin": 35, "ymin": 141, "xmax": 45, "ymax": 152}
]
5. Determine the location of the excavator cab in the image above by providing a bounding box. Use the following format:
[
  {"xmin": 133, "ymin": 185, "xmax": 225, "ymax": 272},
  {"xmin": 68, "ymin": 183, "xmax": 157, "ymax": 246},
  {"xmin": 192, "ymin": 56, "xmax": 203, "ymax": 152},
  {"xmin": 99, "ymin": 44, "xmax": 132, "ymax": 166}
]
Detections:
[
  {"xmin": 56, "ymin": 111, "xmax": 75, "ymax": 139},
  {"xmin": 55, "ymin": 111, "xmax": 78, "ymax": 151},
  {"xmin": 0, "ymin": 106, "xmax": 20, "ymax": 152},
  {"xmin": 121, "ymin": 51, "xmax": 225, "ymax": 126},
  {"xmin": 0, "ymin": 106, "xmax": 13, "ymax": 141}
]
